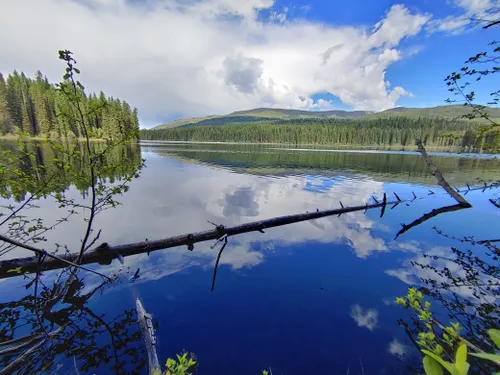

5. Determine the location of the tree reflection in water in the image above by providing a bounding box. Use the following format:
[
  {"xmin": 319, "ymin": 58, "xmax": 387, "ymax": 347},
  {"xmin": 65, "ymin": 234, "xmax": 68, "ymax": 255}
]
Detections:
[{"xmin": 0, "ymin": 270, "xmax": 146, "ymax": 374}]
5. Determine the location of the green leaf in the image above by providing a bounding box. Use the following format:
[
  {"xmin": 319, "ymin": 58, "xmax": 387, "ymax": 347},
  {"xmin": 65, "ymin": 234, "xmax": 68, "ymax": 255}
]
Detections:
[
  {"xmin": 455, "ymin": 343, "xmax": 467, "ymax": 365},
  {"xmin": 488, "ymin": 329, "xmax": 500, "ymax": 350},
  {"xmin": 422, "ymin": 350, "xmax": 456, "ymax": 374},
  {"xmin": 166, "ymin": 358, "xmax": 176, "ymax": 369},
  {"xmin": 7, "ymin": 267, "xmax": 22, "ymax": 274},
  {"xmin": 423, "ymin": 356, "xmax": 444, "ymax": 375}
]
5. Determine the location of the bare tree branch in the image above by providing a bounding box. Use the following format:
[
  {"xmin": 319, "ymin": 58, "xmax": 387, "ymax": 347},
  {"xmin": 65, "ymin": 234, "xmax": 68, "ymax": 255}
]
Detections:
[{"xmin": 415, "ymin": 138, "xmax": 472, "ymax": 207}]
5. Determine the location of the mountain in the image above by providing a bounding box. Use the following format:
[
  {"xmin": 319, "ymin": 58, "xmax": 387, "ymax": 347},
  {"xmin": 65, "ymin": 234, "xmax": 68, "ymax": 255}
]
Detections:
[
  {"xmin": 153, "ymin": 108, "xmax": 373, "ymax": 129},
  {"xmin": 364, "ymin": 105, "xmax": 500, "ymax": 120},
  {"xmin": 228, "ymin": 108, "xmax": 373, "ymax": 119},
  {"xmin": 152, "ymin": 105, "xmax": 500, "ymax": 130}
]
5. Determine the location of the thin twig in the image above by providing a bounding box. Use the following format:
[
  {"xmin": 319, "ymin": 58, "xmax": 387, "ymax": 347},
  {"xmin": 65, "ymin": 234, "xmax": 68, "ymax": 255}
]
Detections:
[{"xmin": 211, "ymin": 236, "xmax": 228, "ymax": 292}]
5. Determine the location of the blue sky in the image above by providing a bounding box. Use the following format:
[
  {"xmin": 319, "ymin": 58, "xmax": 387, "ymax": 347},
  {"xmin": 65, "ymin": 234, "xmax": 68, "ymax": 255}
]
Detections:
[{"xmin": 0, "ymin": 0, "xmax": 497, "ymax": 127}]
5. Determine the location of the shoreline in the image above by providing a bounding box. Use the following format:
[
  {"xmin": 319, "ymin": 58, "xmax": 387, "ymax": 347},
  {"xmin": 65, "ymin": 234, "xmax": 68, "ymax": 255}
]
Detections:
[
  {"xmin": 0, "ymin": 135, "xmax": 105, "ymax": 142},
  {"xmin": 139, "ymin": 139, "xmax": 499, "ymax": 157}
]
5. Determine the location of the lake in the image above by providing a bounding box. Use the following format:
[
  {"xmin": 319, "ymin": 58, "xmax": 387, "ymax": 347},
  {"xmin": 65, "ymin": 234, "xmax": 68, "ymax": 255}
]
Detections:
[{"xmin": 1, "ymin": 141, "xmax": 499, "ymax": 374}]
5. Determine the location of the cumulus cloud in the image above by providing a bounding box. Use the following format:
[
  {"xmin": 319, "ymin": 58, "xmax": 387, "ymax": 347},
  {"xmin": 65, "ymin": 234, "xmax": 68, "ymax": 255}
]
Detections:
[
  {"xmin": 388, "ymin": 338, "xmax": 410, "ymax": 358},
  {"xmin": 223, "ymin": 54, "xmax": 264, "ymax": 95},
  {"xmin": 220, "ymin": 186, "xmax": 260, "ymax": 217},
  {"xmin": 350, "ymin": 304, "xmax": 379, "ymax": 331},
  {"xmin": 0, "ymin": 0, "xmax": 432, "ymax": 127}
]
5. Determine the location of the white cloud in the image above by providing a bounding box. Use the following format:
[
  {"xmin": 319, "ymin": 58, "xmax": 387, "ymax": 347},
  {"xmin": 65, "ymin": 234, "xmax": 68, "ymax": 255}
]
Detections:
[
  {"xmin": 427, "ymin": 0, "xmax": 499, "ymax": 34},
  {"xmin": 388, "ymin": 338, "xmax": 410, "ymax": 358},
  {"xmin": 455, "ymin": 0, "xmax": 497, "ymax": 15},
  {"xmin": 350, "ymin": 304, "xmax": 379, "ymax": 331},
  {"xmin": 0, "ymin": 0, "xmax": 431, "ymax": 127},
  {"xmin": 269, "ymin": 7, "xmax": 288, "ymax": 24}
]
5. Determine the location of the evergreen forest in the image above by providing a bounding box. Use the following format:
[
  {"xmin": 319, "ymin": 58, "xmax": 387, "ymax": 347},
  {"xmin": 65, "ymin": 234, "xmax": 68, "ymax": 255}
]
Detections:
[
  {"xmin": 140, "ymin": 117, "xmax": 500, "ymax": 152},
  {"xmin": 0, "ymin": 71, "xmax": 139, "ymax": 139}
]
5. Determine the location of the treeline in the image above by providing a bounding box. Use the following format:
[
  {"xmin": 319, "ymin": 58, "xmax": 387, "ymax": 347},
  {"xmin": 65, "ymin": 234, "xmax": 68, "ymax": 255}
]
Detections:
[
  {"xmin": 0, "ymin": 71, "xmax": 139, "ymax": 139},
  {"xmin": 140, "ymin": 117, "xmax": 499, "ymax": 151}
]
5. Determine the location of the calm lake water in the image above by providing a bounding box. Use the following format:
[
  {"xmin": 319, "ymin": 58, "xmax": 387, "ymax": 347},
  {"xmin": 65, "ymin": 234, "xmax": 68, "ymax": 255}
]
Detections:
[{"xmin": 1, "ymin": 141, "xmax": 499, "ymax": 374}]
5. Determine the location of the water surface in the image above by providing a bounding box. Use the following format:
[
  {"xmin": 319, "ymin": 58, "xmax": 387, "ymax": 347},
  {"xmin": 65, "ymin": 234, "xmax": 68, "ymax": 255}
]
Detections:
[{"xmin": 1, "ymin": 141, "xmax": 499, "ymax": 374}]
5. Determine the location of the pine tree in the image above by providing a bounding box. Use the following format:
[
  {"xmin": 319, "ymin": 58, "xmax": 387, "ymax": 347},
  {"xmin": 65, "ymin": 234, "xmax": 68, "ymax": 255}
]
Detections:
[
  {"xmin": 0, "ymin": 73, "xmax": 13, "ymax": 134},
  {"xmin": 6, "ymin": 71, "xmax": 23, "ymax": 132},
  {"xmin": 31, "ymin": 72, "xmax": 51, "ymax": 135},
  {"xmin": 18, "ymin": 73, "xmax": 38, "ymax": 135}
]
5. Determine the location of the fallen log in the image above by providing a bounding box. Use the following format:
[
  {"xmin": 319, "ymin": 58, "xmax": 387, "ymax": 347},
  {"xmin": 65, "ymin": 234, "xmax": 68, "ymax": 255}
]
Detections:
[
  {"xmin": 0, "ymin": 182, "xmax": 498, "ymax": 280},
  {"xmin": 136, "ymin": 298, "xmax": 161, "ymax": 375},
  {"xmin": 0, "ymin": 199, "xmax": 398, "ymax": 279}
]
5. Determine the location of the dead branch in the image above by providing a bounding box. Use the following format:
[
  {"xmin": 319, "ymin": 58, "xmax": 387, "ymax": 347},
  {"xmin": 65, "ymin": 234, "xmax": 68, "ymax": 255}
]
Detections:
[
  {"xmin": 484, "ymin": 19, "xmax": 500, "ymax": 28},
  {"xmin": 211, "ymin": 236, "xmax": 228, "ymax": 292},
  {"xmin": 415, "ymin": 139, "xmax": 471, "ymax": 207},
  {"xmin": 489, "ymin": 198, "xmax": 500, "ymax": 209},
  {"xmin": 0, "ymin": 334, "xmax": 43, "ymax": 356},
  {"xmin": 395, "ymin": 204, "xmax": 469, "ymax": 239},
  {"xmin": 477, "ymin": 238, "xmax": 500, "ymax": 244},
  {"xmin": 0, "ymin": 325, "xmax": 65, "ymax": 375}
]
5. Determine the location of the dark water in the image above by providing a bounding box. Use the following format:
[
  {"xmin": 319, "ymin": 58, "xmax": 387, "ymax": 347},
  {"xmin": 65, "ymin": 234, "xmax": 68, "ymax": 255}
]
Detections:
[{"xmin": 1, "ymin": 141, "xmax": 499, "ymax": 374}]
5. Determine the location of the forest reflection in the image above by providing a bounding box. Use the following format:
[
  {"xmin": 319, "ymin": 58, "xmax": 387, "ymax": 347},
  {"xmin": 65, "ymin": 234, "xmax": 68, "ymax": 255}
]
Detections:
[
  {"xmin": 0, "ymin": 140, "xmax": 142, "ymax": 202},
  {"xmin": 144, "ymin": 143, "xmax": 500, "ymax": 186}
]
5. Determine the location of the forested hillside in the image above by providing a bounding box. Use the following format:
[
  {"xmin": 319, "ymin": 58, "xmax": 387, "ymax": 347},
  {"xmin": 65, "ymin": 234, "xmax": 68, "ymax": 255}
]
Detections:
[
  {"xmin": 365, "ymin": 105, "xmax": 500, "ymax": 120},
  {"xmin": 0, "ymin": 71, "xmax": 139, "ymax": 139},
  {"xmin": 140, "ymin": 117, "xmax": 500, "ymax": 151},
  {"xmin": 154, "ymin": 108, "xmax": 373, "ymax": 129},
  {"xmin": 153, "ymin": 105, "xmax": 500, "ymax": 130}
]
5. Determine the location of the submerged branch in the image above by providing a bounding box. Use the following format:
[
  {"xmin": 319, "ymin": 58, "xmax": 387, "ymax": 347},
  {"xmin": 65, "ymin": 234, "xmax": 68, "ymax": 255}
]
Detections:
[
  {"xmin": 211, "ymin": 236, "xmax": 228, "ymax": 292},
  {"xmin": 0, "ymin": 325, "xmax": 65, "ymax": 375},
  {"xmin": 489, "ymin": 198, "xmax": 500, "ymax": 209},
  {"xmin": 395, "ymin": 204, "xmax": 467, "ymax": 239}
]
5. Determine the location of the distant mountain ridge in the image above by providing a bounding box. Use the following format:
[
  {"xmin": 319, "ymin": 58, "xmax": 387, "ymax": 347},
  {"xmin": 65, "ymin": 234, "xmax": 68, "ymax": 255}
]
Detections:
[{"xmin": 152, "ymin": 105, "xmax": 500, "ymax": 129}]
